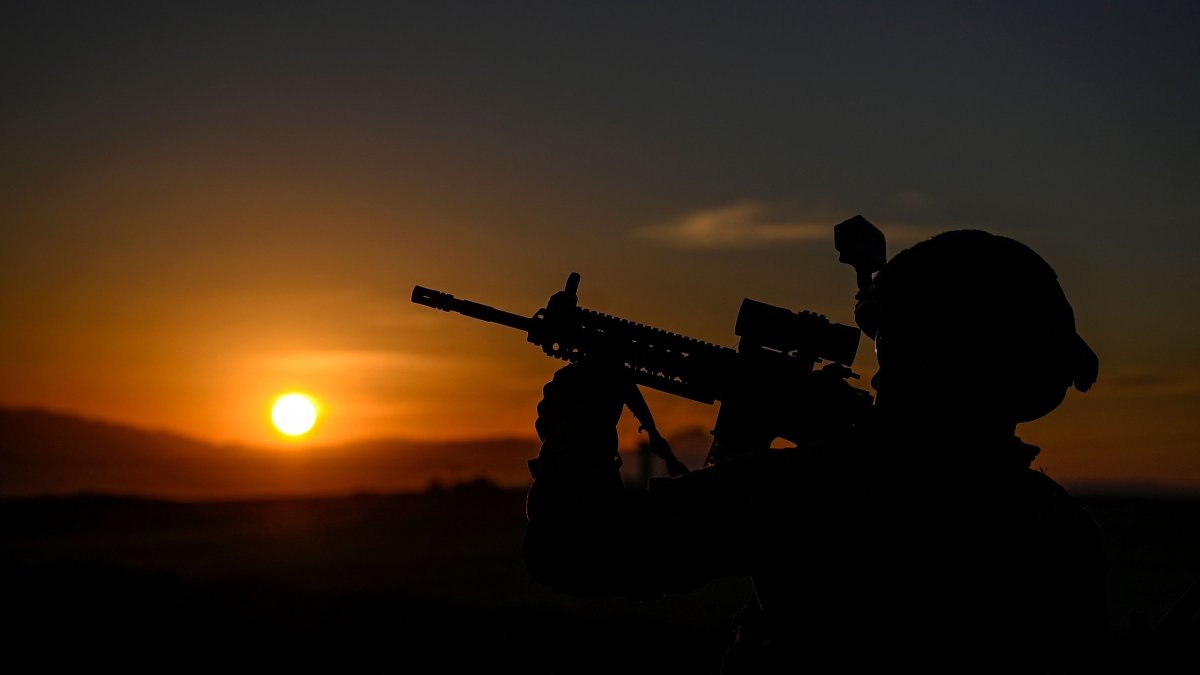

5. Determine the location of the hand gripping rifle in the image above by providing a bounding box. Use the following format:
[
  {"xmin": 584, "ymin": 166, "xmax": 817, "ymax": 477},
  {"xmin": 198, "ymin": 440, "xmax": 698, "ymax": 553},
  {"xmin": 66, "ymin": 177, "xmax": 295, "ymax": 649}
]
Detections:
[{"xmin": 411, "ymin": 216, "xmax": 886, "ymax": 476}]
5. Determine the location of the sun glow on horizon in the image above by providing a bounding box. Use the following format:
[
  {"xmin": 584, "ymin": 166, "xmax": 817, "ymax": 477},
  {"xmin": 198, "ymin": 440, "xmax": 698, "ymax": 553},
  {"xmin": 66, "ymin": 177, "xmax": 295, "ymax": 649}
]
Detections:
[{"xmin": 271, "ymin": 393, "xmax": 319, "ymax": 437}]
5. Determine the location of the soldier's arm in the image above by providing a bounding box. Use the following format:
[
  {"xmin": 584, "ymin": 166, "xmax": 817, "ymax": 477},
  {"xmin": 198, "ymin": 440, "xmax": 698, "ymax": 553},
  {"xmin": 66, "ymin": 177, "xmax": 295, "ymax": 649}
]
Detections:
[{"xmin": 523, "ymin": 366, "xmax": 811, "ymax": 598}]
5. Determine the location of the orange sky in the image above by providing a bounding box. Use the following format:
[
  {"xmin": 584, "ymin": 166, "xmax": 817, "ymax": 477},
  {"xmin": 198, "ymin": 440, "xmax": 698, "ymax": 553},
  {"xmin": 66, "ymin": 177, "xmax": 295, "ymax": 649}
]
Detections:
[{"xmin": 3, "ymin": 2, "xmax": 1199, "ymax": 490}]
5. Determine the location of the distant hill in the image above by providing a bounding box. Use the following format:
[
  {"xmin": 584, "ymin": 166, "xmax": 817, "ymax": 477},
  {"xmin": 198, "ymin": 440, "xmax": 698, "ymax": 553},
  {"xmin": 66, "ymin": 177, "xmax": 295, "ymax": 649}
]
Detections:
[
  {"xmin": 0, "ymin": 408, "xmax": 721, "ymax": 500},
  {"xmin": 6, "ymin": 408, "xmax": 1195, "ymax": 500},
  {"xmin": 0, "ymin": 408, "xmax": 540, "ymax": 499}
]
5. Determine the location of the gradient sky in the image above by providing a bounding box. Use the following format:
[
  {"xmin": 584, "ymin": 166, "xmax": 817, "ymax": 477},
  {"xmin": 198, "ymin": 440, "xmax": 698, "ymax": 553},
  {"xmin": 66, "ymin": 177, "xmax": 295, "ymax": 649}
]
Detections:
[{"xmin": 3, "ymin": 2, "xmax": 1199, "ymax": 487}]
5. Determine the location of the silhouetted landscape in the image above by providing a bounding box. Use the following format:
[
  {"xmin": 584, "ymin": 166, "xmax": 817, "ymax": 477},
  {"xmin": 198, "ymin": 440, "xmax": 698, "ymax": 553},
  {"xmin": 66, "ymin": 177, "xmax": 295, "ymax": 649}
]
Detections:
[
  {"xmin": 1, "ymin": 487, "xmax": 756, "ymax": 673},
  {"xmin": 1, "ymin": 409, "xmax": 1196, "ymax": 671},
  {"xmin": 1, "ymin": 490, "xmax": 1196, "ymax": 672},
  {"xmin": 0, "ymin": 408, "xmax": 722, "ymax": 499}
]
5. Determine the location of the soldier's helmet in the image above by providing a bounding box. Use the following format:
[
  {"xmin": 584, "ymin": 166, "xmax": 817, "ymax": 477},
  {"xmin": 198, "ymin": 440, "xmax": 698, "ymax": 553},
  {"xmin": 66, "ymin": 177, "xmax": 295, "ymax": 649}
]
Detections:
[{"xmin": 854, "ymin": 230, "xmax": 1098, "ymax": 423}]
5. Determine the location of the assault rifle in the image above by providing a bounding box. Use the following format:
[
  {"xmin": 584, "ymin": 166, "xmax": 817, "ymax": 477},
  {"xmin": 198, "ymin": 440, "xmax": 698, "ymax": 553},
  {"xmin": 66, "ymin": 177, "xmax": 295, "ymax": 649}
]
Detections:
[{"xmin": 411, "ymin": 216, "xmax": 886, "ymax": 476}]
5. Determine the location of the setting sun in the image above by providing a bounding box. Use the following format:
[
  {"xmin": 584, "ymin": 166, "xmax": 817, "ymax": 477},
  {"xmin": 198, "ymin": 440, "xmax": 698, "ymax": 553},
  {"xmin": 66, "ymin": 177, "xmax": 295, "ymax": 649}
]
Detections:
[{"xmin": 271, "ymin": 393, "xmax": 318, "ymax": 436}]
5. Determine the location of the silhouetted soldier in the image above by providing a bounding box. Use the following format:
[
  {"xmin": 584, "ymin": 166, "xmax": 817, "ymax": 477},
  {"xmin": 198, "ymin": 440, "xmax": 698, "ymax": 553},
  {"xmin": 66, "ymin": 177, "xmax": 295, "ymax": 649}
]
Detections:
[{"xmin": 524, "ymin": 230, "xmax": 1106, "ymax": 673}]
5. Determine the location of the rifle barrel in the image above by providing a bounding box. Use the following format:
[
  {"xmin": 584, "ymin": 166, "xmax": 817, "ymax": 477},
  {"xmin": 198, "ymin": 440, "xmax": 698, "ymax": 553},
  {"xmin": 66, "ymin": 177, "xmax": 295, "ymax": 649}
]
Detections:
[{"xmin": 412, "ymin": 286, "xmax": 533, "ymax": 333}]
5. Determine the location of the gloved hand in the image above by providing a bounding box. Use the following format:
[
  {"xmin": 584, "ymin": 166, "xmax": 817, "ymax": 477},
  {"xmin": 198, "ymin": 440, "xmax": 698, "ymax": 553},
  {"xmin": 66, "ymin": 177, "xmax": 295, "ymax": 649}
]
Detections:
[{"xmin": 534, "ymin": 363, "xmax": 627, "ymax": 444}]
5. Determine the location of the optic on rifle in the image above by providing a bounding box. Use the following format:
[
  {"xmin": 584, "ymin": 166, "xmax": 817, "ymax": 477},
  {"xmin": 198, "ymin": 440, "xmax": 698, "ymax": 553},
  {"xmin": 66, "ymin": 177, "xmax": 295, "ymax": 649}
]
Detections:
[{"xmin": 735, "ymin": 299, "xmax": 861, "ymax": 367}]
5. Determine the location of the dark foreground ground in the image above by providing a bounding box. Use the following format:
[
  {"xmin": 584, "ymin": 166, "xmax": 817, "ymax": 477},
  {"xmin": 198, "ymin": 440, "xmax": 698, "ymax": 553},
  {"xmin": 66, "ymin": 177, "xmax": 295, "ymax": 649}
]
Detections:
[{"xmin": 1, "ymin": 484, "xmax": 1196, "ymax": 673}]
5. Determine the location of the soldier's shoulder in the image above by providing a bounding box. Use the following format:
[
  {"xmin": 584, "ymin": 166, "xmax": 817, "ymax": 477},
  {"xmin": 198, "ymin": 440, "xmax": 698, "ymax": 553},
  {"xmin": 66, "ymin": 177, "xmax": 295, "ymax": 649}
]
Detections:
[
  {"xmin": 1003, "ymin": 467, "xmax": 1104, "ymax": 539},
  {"xmin": 1013, "ymin": 466, "xmax": 1084, "ymax": 506}
]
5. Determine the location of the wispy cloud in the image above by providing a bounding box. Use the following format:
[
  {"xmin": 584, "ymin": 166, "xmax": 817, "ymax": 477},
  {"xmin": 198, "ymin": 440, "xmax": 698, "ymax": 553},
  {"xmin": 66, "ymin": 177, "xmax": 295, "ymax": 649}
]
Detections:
[
  {"xmin": 631, "ymin": 202, "xmax": 828, "ymax": 250},
  {"xmin": 632, "ymin": 201, "xmax": 942, "ymax": 250}
]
